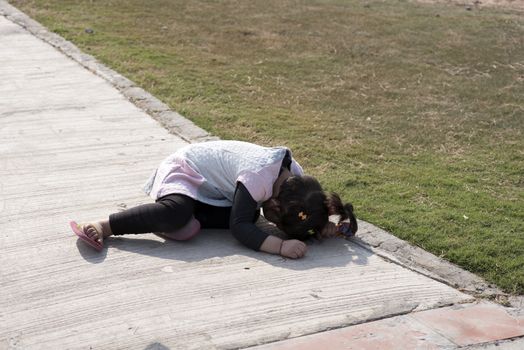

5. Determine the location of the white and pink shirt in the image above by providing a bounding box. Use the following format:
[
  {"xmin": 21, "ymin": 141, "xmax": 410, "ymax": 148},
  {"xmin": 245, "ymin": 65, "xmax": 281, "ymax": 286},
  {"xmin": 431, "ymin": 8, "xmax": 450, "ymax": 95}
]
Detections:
[{"xmin": 144, "ymin": 140, "xmax": 303, "ymax": 207}]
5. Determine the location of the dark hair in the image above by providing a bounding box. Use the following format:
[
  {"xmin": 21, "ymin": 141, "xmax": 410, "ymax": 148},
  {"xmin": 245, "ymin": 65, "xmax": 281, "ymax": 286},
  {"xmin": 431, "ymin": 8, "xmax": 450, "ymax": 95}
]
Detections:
[{"xmin": 276, "ymin": 176, "xmax": 358, "ymax": 241}]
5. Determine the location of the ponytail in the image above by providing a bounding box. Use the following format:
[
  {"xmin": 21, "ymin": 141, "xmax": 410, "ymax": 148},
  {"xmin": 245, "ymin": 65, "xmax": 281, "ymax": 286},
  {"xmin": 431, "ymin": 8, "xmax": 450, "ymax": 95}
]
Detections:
[{"xmin": 326, "ymin": 193, "xmax": 358, "ymax": 236}]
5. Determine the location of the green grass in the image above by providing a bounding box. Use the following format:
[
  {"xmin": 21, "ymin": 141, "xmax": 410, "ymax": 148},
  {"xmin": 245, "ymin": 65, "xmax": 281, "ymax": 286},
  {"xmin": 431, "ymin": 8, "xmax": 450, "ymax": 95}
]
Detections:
[{"xmin": 11, "ymin": 0, "xmax": 524, "ymax": 293}]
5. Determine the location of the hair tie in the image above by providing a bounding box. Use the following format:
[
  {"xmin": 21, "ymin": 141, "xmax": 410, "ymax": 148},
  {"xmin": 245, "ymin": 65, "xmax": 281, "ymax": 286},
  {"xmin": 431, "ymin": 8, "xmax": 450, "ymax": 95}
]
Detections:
[
  {"xmin": 298, "ymin": 211, "xmax": 308, "ymax": 221},
  {"xmin": 337, "ymin": 222, "xmax": 355, "ymax": 238}
]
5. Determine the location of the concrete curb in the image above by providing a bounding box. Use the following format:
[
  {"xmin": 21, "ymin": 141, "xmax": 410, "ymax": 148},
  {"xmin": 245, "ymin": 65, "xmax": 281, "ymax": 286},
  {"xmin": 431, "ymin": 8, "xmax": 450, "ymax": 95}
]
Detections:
[
  {"xmin": 354, "ymin": 221, "xmax": 507, "ymax": 301},
  {"xmin": 0, "ymin": 0, "xmax": 218, "ymax": 144},
  {"xmin": 1, "ymin": 0, "xmax": 519, "ymax": 309}
]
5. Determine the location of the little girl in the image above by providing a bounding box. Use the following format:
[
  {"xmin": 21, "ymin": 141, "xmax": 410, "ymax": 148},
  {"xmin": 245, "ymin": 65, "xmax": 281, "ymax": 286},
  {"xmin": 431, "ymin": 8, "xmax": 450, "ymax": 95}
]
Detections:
[{"xmin": 71, "ymin": 140, "xmax": 357, "ymax": 259}]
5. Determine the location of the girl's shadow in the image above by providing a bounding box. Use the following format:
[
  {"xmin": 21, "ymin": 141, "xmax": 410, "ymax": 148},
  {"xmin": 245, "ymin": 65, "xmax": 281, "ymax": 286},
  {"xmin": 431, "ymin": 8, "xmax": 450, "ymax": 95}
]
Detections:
[{"xmin": 78, "ymin": 217, "xmax": 370, "ymax": 270}]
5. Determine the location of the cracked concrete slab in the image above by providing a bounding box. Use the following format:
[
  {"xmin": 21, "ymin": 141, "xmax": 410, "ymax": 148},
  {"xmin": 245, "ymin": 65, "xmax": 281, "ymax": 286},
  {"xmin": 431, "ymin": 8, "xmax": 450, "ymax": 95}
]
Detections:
[{"xmin": 0, "ymin": 4, "xmax": 478, "ymax": 349}]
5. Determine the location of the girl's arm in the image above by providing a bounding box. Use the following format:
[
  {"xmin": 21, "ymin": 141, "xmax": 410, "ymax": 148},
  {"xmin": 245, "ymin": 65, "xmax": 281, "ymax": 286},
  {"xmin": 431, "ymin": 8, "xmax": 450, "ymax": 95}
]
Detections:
[
  {"xmin": 260, "ymin": 235, "xmax": 307, "ymax": 258},
  {"xmin": 229, "ymin": 182, "xmax": 271, "ymax": 250},
  {"xmin": 230, "ymin": 182, "xmax": 307, "ymax": 258}
]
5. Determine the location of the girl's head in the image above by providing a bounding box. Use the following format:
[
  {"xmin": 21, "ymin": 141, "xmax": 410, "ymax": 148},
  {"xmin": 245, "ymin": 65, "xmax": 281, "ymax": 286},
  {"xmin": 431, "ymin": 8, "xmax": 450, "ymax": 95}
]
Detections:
[{"xmin": 262, "ymin": 175, "xmax": 358, "ymax": 241}]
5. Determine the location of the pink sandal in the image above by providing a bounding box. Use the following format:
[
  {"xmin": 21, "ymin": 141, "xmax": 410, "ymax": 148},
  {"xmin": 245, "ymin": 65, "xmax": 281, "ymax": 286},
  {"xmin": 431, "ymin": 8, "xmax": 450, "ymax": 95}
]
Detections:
[
  {"xmin": 70, "ymin": 221, "xmax": 104, "ymax": 251},
  {"xmin": 154, "ymin": 217, "xmax": 201, "ymax": 241}
]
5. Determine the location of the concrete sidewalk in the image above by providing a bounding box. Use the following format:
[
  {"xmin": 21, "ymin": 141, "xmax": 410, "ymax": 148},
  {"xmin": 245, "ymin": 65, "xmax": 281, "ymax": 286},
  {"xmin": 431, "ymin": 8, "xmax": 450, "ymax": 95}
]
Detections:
[{"xmin": 0, "ymin": 3, "xmax": 522, "ymax": 349}]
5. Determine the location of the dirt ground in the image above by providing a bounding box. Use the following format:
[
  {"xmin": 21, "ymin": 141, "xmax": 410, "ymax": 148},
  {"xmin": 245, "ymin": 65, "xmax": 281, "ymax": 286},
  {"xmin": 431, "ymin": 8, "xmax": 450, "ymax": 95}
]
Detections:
[{"xmin": 416, "ymin": 0, "xmax": 524, "ymax": 10}]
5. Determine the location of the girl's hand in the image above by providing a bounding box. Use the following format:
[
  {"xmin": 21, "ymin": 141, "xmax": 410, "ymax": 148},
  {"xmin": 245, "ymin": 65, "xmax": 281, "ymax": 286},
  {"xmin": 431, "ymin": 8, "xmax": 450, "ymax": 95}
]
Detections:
[
  {"xmin": 320, "ymin": 222, "xmax": 338, "ymax": 238},
  {"xmin": 280, "ymin": 239, "xmax": 307, "ymax": 259}
]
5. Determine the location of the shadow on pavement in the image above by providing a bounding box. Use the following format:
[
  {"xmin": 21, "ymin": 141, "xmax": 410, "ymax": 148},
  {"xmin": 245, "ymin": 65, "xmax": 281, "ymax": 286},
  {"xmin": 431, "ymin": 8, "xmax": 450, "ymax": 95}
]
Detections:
[{"xmin": 77, "ymin": 228, "xmax": 370, "ymax": 271}]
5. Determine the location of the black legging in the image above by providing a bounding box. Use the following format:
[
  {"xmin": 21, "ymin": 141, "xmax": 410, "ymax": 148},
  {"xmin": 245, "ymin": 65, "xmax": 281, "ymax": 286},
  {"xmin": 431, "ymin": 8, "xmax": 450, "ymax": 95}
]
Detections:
[{"xmin": 109, "ymin": 194, "xmax": 232, "ymax": 235}]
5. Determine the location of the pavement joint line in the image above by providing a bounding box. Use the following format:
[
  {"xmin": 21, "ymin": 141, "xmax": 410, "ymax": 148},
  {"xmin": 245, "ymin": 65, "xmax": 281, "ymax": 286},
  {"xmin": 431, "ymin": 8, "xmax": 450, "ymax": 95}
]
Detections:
[
  {"xmin": 459, "ymin": 334, "xmax": 524, "ymax": 350},
  {"xmin": 2, "ymin": 0, "xmax": 521, "ymax": 312},
  {"xmin": 246, "ymin": 302, "xmax": 524, "ymax": 349},
  {"xmin": 239, "ymin": 302, "xmax": 432, "ymax": 350},
  {"xmin": 470, "ymin": 335, "xmax": 524, "ymax": 350}
]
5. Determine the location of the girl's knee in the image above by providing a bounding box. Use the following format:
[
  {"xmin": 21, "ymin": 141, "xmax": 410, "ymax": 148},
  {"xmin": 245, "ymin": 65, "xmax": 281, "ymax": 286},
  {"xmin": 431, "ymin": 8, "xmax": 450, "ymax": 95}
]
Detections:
[{"xmin": 156, "ymin": 195, "xmax": 195, "ymax": 231}]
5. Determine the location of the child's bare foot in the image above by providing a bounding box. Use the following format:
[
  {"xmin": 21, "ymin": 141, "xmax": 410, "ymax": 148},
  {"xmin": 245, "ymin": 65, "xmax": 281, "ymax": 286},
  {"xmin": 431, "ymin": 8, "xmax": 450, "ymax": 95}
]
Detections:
[{"xmin": 82, "ymin": 220, "xmax": 112, "ymax": 243}]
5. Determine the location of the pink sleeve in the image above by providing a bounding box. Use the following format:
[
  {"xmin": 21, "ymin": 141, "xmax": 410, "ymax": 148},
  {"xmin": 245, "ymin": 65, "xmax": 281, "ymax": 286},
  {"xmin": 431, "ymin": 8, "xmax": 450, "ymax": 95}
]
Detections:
[
  {"xmin": 237, "ymin": 161, "xmax": 281, "ymax": 203},
  {"xmin": 291, "ymin": 159, "xmax": 304, "ymax": 176},
  {"xmin": 237, "ymin": 174, "xmax": 268, "ymax": 203},
  {"xmin": 237, "ymin": 157, "xmax": 303, "ymax": 203}
]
